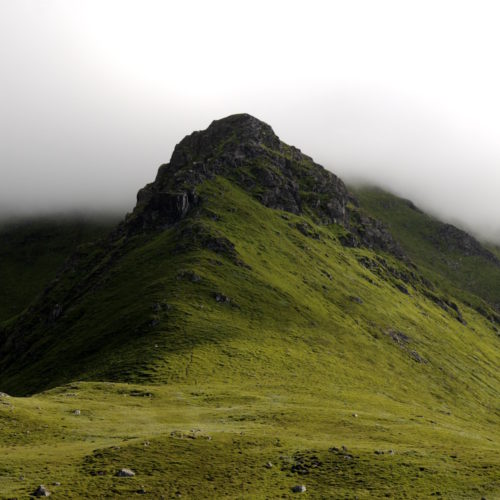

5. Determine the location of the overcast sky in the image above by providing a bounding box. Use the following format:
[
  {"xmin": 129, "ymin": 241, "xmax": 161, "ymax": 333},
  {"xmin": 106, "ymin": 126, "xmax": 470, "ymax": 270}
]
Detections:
[{"xmin": 1, "ymin": 1, "xmax": 500, "ymax": 241}]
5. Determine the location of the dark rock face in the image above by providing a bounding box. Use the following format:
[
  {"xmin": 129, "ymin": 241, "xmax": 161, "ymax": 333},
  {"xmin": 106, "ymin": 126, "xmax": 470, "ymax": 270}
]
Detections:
[
  {"xmin": 349, "ymin": 212, "xmax": 406, "ymax": 260},
  {"xmin": 132, "ymin": 189, "xmax": 199, "ymax": 231},
  {"xmin": 128, "ymin": 114, "xmax": 349, "ymax": 226},
  {"xmin": 124, "ymin": 113, "xmax": 403, "ymax": 258},
  {"xmin": 433, "ymin": 224, "xmax": 500, "ymax": 265}
]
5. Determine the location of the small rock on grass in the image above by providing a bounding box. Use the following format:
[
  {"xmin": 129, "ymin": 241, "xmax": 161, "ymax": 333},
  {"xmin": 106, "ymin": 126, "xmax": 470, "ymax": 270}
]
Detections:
[
  {"xmin": 292, "ymin": 485, "xmax": 306, "ymax": 493},
  {"xmin": 265, "ymin": 462, "xmax": 273, "ymax": 468},
  {"xmin": 116, "ymin": 468, "xmax": 135, "ymax": 477},
  {"xmin": 73, "ymin": 409, "xmax": 81, "ymax": 416},
  {"xmin": 33, "ymin": 485, "xmax": 50, "ymax": 496}
]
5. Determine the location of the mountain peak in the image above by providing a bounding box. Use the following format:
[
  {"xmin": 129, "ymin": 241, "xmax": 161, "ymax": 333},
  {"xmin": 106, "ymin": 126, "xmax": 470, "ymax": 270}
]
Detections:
[
  {"xmin": 167, "ymin": 113, "xmax": 280, "ymax": 171},
  {"xmin": 129, "ymin": 113, "xmax": 348, "ymax": 231},
  {"xmin": 208, "ymin": 113, "xmax": 276, "ymax": 140},
  {"xmin": 123, "ymin": 115, "xmax": 403, "ymax": 259}
]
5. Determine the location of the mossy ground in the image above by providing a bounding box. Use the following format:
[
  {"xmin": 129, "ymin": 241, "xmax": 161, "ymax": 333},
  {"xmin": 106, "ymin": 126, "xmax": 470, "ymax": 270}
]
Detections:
[{"xmin": 0, "ymin": 179, "xmax": 499, "ymax": 498}]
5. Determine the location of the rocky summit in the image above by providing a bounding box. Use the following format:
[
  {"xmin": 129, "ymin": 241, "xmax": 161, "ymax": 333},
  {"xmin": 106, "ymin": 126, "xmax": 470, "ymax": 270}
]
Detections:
[
  {"xmin": 133, "ymin": 114, "xmax": 348, "ymax": 226},
  {"xmin": 0, "ymin": 115, "xmax": 498, "ymax": 498},
  {"xmin": 125, "ymin": 114, "xmax": 403, "ymax": 258}
]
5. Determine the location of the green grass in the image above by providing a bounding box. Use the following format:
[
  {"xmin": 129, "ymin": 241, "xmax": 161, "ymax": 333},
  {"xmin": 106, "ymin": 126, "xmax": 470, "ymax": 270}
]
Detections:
[
  {"xmin": 0, "ymin": 179, "xmax": 499, "ymax": 498},
  {"xmin": 0, "ymin": 381, "xmax": 498, "ymax": 498}
]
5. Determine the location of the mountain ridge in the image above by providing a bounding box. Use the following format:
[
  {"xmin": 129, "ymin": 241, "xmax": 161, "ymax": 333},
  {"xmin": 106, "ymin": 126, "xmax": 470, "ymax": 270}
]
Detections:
[
  {"xmin": 354, "ymin": 185, "xmax": 500, "ymax": 317},
  {"xmin": 0, "ymin": 114, "xmax": 498, "ymax": 498},
  {"xmin": 0, "ymin": 113, "xmax": 497, "ymax": 393},
  {"xmin": 121, "ymin": 114, "xmax": 405, "ymax": 261}
]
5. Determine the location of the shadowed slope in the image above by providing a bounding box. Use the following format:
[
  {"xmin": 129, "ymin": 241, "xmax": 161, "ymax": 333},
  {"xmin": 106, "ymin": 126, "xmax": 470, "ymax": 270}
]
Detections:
[{"xmin": 0, "ymin": 216, "xmax": 117, "ymax": 322}]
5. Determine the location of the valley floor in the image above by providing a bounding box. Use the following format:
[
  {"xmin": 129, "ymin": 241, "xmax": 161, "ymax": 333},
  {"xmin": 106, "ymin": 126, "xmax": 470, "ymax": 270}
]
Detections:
[{"xmin": 0, "ymin": 381, "xmax": 498, "ymax": 499}]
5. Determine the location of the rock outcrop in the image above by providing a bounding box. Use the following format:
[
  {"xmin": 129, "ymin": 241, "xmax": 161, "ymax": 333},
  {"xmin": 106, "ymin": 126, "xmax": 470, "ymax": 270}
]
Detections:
[{"xmin": 125, "ymin": 113, "xmax": 402, "ymax": 257}]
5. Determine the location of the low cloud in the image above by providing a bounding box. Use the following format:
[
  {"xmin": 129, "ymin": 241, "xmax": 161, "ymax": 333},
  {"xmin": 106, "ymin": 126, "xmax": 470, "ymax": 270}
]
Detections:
[{"xmin": 1, "ymin": 1, "xmax": 499, "ymax": 243}]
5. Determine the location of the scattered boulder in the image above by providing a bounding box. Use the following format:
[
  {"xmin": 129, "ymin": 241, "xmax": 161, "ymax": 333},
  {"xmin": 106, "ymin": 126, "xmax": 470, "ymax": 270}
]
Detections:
[
  {"xmin": 291, "ymin": 484, "xmax": 306, "ymax": 493},
  {"xmin": 32, "ymin": 485, "xmax": 50, "ymax": 497},
  {"xmin": 352, "ymin": 413, "xmax": 358, "ymax": 417},
  {"xmin": 265, "ymin": 462, "xmax": 273, "ymax": 469},
  {"xmin": 73, "ymin": 409, "xmax": 81, "ymax": 416},
  {"xmin": 53, "ymin": 482, "xmax": 61, "ymax": 486},
  {"xmin": 116, "ymin": 468, "xmax": 135, "ymax": 477},
  {"xmin": 214, "ymin": 292, "xmax": 231, "ymax": 304},
  {"xmin": 0, "ymin": 392, "xmax": 10, "ymax": 398}
]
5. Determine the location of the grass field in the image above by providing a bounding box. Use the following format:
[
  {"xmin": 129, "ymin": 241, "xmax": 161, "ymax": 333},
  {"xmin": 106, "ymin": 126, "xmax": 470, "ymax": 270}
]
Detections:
[
  {"xmin": 0, "ymin": 178, "xmax": 498, "ymax": 498},
  {"xmin": 0, "ymin": 379, "xmax": 498, "ymax": 498}
]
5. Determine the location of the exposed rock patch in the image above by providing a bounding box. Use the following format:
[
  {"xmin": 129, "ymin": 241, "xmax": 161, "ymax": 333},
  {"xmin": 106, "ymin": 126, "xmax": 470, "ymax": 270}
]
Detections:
[
  {"xmin": 32, "ymin": 485, "xmax": 50, "ymax": 497},
  {"xmin": 116, "ymin": 468, "xmax": 135, "ymax": 477},
  {"xmin": 386, "ymin": 329, "xmax": 428, "ymax": 364},
  {"xmin": 433, "ymin": 224, "xmax": 500, "ymax": 264},
  {"xmin": 123, "ymin": 113, "xmax": 405, "ymax": 259}
]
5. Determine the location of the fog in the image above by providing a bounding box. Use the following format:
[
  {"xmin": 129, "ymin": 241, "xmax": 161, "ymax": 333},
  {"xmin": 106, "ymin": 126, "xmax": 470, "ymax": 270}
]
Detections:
[{"xmin": 1, "ymin": 1, "xmax": 500, "ymax": 242}]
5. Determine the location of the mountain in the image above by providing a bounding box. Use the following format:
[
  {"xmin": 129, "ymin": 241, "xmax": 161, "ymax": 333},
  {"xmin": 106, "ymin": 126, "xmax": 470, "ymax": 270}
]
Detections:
[
  {"xmin": 0, "ymin": 114, "xmax": 498, "ymax": 499},
  {"xmin": 353, "ymin": 186, "xmax": 500, "ymax": 319},
  {"xmin": 0, "ymin": 215, "xmax": 117, "ymax": 322}
]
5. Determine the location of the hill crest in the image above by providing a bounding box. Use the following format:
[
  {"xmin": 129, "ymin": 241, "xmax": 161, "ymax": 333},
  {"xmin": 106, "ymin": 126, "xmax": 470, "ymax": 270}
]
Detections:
[{"xmin": 125, "ymin": 114, "xmax": 403, "ymax": 258}]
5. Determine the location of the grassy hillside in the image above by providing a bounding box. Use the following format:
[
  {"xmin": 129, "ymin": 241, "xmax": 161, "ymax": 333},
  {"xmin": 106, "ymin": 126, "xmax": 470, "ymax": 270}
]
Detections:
[
  {"xmin": 487, "ymin": 243, "xmax": 500, "ymax": 261},
  {"xmin": 353, "ymin": 186, "xmax": 500, "ymax": 317},
  {"xmin": 0, "ymin": 215, "xmax": 117, "ymax": 322},
  {"xmin": 0, "ymin": 177, "xmax": 498, "ymax": 498},
  {"xmin": 0, "ymin": 116, "xmax": 498, "ymax": 498}
]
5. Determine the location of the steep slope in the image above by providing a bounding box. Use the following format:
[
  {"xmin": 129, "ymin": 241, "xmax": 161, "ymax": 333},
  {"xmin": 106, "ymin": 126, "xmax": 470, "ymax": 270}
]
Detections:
[
  {"xmin": 0, "ymin": 115, "xmax": 498, "ymax": 498},
  {"xmin": 353, "ymin": 186, "xmax": 500, "ymax": 321},
  {"xmin": 0, "ymin": 216, "xmax": 117, "ymax": 322}
]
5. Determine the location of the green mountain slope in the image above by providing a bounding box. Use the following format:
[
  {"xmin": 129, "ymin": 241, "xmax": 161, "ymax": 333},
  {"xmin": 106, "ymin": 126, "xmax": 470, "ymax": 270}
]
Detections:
[
  {"xmin": 0, "ymin": 115, "xmax": 498, "ymax": 498},
  {"xmin": 0, "ymin": 216, "xmax": 117, "ymax": 322},
  {"xmin": 353, "ymin": 186, "xmax": 500, "ymax": 320}
]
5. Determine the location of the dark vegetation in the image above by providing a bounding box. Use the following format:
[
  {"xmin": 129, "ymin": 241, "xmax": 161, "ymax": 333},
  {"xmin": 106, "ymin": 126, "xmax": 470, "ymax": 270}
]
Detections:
[{"xmin": 0, "ymin": 215, "xmax": 117, "ymax": 322}]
